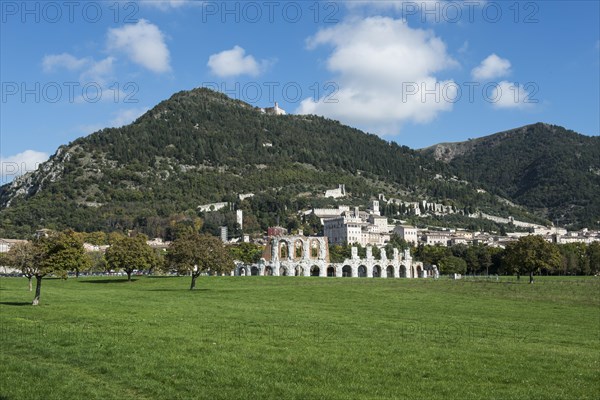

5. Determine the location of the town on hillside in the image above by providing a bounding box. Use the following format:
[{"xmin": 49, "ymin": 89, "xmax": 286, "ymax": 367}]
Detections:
[{"xmin": 2, "ymin": 185, "xmax": 598, "ymax": 278}]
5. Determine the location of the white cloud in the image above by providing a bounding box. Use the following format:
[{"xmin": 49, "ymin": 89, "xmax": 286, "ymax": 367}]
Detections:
[
  {"xmin": 490, "ymin": 81, "xmax": 534, "ymax": 109},
  {"xmin": 297, "ymin": 16, "xmax": 457, "ymax": 135},
  {"xmin": 1, "ymin": 150, "xmax": 49, "ymax": 183},
  {"xmin": 110, "ymin": 107, "xmax": 150, "ymax": 127},
  {"xmin": 42, "ymin": 53, "xmax": 115, "ymax": 84},
  {"xmin": 471, "ymin": 53, "xmax": 511, "ymax": 80},
  {"xmin": 345, "ymin": 0, "xmax": 443, "ymax": 11},
  {"xmin": 344, "ymin": 0, "xmax": 457, "ymax": 23},
  {"xmin": 42, "ymin": 53, "xmax": 89, "ymax": 72},
  {"xmin": 141, "ymin": 0, "xmax": 196, "ymax": 10},
  {"xmin": 107, "ymin": 19, "xmax": 171, "ymax": 73},
  {"xmin": 80, "ymin": 57, "xmax": 116, "ymax": 83},
  {"xmin": 207, "ymin": 46, "xmax": 269, "ymax": 78}
]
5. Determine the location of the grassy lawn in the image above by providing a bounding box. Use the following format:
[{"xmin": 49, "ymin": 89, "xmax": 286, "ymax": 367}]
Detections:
[{"xmin": 1, "ymin": 276, "xmax": 599, "ymax": 400}]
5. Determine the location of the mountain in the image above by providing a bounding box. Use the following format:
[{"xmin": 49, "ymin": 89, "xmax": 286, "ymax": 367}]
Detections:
[
  {"xmin": 0, "ymin": 88, "xmax": 595, "ymax": 238},
  {"xmin": 420, "ymin": 123, "xmax": 600, "ymax": 228}
]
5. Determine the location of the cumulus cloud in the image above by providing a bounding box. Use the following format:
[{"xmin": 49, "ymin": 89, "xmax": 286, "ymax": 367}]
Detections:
[
  {"xmin": 344, "ymin": 0, "xmax": 453, "ymax": 22},
  {"xmin": 42, "ymin": 53, "xmax": 89, "ymax": 72},
  {"xmin": 345, "ymin": 0, "xmax": 443, "ymax": 11},
  {"xmin": 490, "ymin": 81, "xmax": 535, "ymax": 109},
  {"xmin": 297, "ymin": 16, "xmax": 458, "ymax": 135},
  {"xmin": 141, "ymin": 0, "xmax": 195, "ymax": 10},
  {"xmin": 471, "ymin": 53, "xmax": 511, "ymax": 80},
  {"xmin": 207, "ymin": 46, "xmax": 269, "ymax": 78},
  {"xmin": 1, "ymin": 150, "xmax": 49, "ymax": 183},
  {"xmin": 107, "ymin": 19, "xmax": 171, "ymax": 73},
  {"xmin": 42, "ymin": 53, "xmax": 115, "ymax": 84}
]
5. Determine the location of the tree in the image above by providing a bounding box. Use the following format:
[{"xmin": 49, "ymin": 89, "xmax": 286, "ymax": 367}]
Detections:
[
  {"xmin": 166, "ymin": 233, "xmax": 234, "ymax": 290},
  {"xmin": 6, "ymin": 242, "xmax": 38, "ymax": 291},
  {"xmin": 415, "ymin": 244, "xmax": 451, "ymax": 266},
  {"xmin": 329, "ymin": 244, "xmax": 352, "ymax": 263},
  {"xmin": 388, "ymin": 234, "xmax": 409, "ymax": 251},
  {"xmin": 558, "ymin": 243, "xmax": 589, "ymax": 275},
  {"xmin": 228, "ymin": 242, "xmax": 263, "ymax": 264},
  {"xmin": 504, "ymin": 235, "xmax": 562, "ymax": 283},
  {"xmin": 32, "ymin": 230, "xmax": 89, "ymax": 305},
  {"xmin": 105, "ymin": 234, "xmax": 156, "ymax": 281},
  {"xmin": 87, "ymin": 251, "xmax": 107, "ymax": 274},
  {"xmin": 439, "ymin": 255, "xmax": 467, "ymax": 275},
  {"xmin": 588, "ymin": 242, "xmax": 600, "ymax": 276}
]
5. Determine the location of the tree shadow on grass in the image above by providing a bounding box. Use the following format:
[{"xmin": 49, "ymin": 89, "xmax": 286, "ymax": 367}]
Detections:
[
  {"xmin": 78, "ymin": 279, "xmax": 138, "ymax": 284},
  {"xmin": 0, "ymin": 301, "xmax": 31, "ymax": 306},
  {"xmin": 147, "ymin": 288, "xmax": 210, "ymax": 292}
]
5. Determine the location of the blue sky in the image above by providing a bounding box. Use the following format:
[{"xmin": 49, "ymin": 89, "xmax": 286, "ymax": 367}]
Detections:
[{"xmin": 1, "ymin": 0, "xmax": 599, "ymax": 183}]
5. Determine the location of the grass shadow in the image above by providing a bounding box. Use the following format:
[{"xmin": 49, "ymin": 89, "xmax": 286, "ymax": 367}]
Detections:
[
  {"xmin": 145, "ymin": 275, "xmax": 180, "ymax": 279},
  {"xmin": 147, "ymin": 288, "xmax": 210, "ymax": 292},
  {"xmin": 78, "ymin": 279, "xmax": 138, "ymax": 284},
  {"xmin": 0, "ymin": 301, "xmax": 32, "ymax": 306}
]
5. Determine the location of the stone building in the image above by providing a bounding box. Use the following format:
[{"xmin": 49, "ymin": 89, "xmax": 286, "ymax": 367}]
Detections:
[
  {"xmin": 261, "ymin": 102, "xmax": 286, "ymax": 115},
  {"xmin": 423, "ymin": 232, "xmax": 451, "ymax": 247},
  {"xmin": 323, "ymin": 201, "xmax": 391, "ymax": 247},
  {"xmin": 393, "ymin": 225, "xmax": 419, "ymax": 245},
  {"xmin": 324, "ymin": 184, "xmax": 347, "ymax": 199},
  {"xmin": 235, "ymin": 235, "xmax": 424, "ymax": 278},
  {"xmin": 0, "ymin": 238, "xmax": 28, "ymax": 253}
]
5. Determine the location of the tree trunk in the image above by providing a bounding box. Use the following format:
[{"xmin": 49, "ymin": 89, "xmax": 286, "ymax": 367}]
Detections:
[
  {"xmin": 32, "ymin": 276, "xmax": 42, "ymax": 306},
  {"xmin": 76, "ymin": 270, "xmax": 79, "ymax": 278},
  {"xmin": 529, "ymin": 271, "xmax": 534, "ymax": 284},
  {"xmin": 127, "ymin": 270, "xmax": 132, "ymax": 281},
  {"xmin": 190, "ymin": 274, "xmax": 198, "ymax": 290},
  {"xmin": 28, "ymin": 276, "xmax": 32, "ymax": 292}
]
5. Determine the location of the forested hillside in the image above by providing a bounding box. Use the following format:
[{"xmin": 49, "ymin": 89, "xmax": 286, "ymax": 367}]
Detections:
[
  {"xmin": 421, "ymin": 123, "xmax": 600, "ymax": 228},
  {"xmin": 1, "ymin": 89, "xmax": 594, "ymax": 238}
]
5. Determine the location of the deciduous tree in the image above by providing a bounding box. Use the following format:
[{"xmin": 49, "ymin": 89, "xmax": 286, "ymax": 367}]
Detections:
[
  {"xmin": 439, "ymin": 255, "xmax": 467, "ymax": 275},
  {"xmin": 228, "ymin": 242, "xmax": 263, "ymax": 264},
  {"xmin": 105, "ymin": 234, "xmax": 156, "ymax": 281},
  {"xmin": 167, "ymin": 233, "xmax": 234, "ymax": 290},
  {"xmin": 587, "ymin": 242, "xmax": 600, "ymax": 275},
  {"xmin": 6, "ymin": 241, "xmax": 38, "ymax": 291},
  {"xmin": 504, "ymin": 235, "xmax": 562, "ymax": 283},
  {"xmin": 32, "ymin": 230, "xmax": 89, "ymax": 305}
]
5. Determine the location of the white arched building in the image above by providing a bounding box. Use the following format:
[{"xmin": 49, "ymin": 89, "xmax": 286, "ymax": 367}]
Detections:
[{"xmin": 235, "ymin": 235, "xmax": 427, "ymax": 278}]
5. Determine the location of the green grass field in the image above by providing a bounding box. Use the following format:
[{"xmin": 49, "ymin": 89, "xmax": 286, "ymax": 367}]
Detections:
[{"xmin": 1, "ymin": 276, "xmax": 599, "ymax": 400}]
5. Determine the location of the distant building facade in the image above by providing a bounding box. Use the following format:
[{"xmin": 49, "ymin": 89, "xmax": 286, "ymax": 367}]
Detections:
[{"xmin": 235, "ymin": 234, "xmax": 427, "ymax": 278}]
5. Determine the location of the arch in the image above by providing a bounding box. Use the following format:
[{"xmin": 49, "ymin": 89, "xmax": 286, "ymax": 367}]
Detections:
[
  {"xmin": 279, "ymin": 267, "xmax": 287, "ymax": 276},
  {"xmin": 239, "ymin": 267, "xmax": 247, "ymax": 276},
  {"xmin": 358, "ymin": 265, "xmax": 367, "ymax": 278},
  {"xmin": 265, "ymin": 266, "xmax": 273, "ymax": 276},
  {"xmin": 417, "ymin": 265, "xmax": 423, "ymax": 278},
  {"xmin": 294, "ymin": 240, "xmax": 304, "ymax": 260},
  {"xmin": 310, "ymin": 265, "xmax": 320, "ymax": 277},
  {"xmin": 373, "ymin": 265, "xmax": 381, "ymax": 278},
  {"xmin": 279, "ymin": 241, "xmax": 289, "ymax": 259},
  {"xmin": 342, "ymin": 265, "xmax": 352, "ymax": 277},
  {"xmin": 327, "ymin": 266, "xmax": 335, "ymax": 277},
  {"xmin": 400, "ymin": 265, "xmax": 407, "ymax": 278},
  {"xmin": 251, "ymin": 266, "xmax": 259, "ymax": 276},
  {"xmin": 310, "ymin": 240, "xmax": 320, "ymax": 259},
  {"xmin": 295, "ymin": 266, "xmax": 304, "ymax": 276},
  {"xmin": 386, "ymin": 265, "xmax": 394, "ymax": 278}
]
